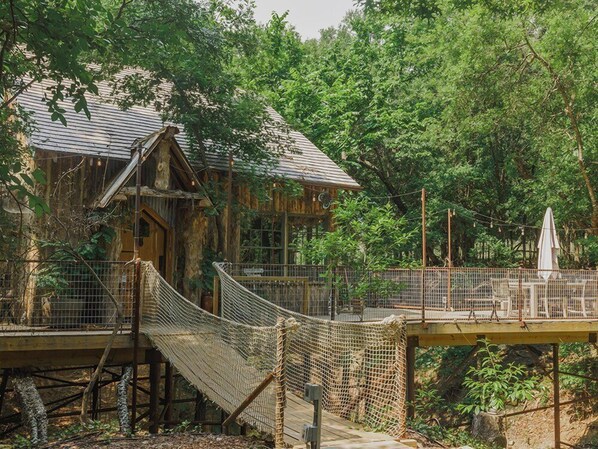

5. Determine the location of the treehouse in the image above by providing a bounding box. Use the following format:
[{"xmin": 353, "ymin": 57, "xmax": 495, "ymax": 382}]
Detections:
[{"xmin": 0, "ymin": 74, "xmax": 359, "ymax": 328}]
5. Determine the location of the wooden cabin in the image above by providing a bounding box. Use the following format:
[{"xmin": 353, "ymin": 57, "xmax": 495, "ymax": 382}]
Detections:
[{"xmin": 12, "ymin": 76, "xmax": 360, "ymax": 309}]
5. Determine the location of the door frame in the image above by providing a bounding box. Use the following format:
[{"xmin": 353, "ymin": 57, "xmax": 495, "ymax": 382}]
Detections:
[{"xmin": 139, "ymin": 204, "xmax": 174, "ymax": 283}]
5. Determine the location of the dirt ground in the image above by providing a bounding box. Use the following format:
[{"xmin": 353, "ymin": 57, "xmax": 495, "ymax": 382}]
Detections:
[{"xmin": 37, "ymin": 432, "xmax": 271, "ymax": 449}]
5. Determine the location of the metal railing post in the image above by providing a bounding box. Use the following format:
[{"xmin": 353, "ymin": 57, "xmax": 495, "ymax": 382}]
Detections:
[{"xmin": 421, "ymin": 268, "xmax": 426, "ymax": 325}]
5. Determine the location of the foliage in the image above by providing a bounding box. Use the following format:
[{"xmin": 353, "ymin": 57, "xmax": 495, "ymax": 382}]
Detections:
[
  {"xmin": 467, "ymin": 233, "xmax": 519, "ymax": 268},
  {"xmin": 458, "ymin": 339, "xmax": 540, "ymax": 415},
  {"xmin": 408, "ymin": 416, "xmax": 500, "ymax": 449},
  {"xmin": 301, "ymin": 194, "xmax": 412, "ymax": 268},
  {"xmin": 240, "ymin": 1, "xmax": 597, "ymax": 268},
  {"xmin": 299, "ymin": 194, "xmax": 411, "ymax": 313},
  {"xmin": 0, "ymin": 0, "xmax": 124, "ymax": 226},
  {"xmin": 559, "ymin": 343, "xmax": 598, "ymax": 417}
]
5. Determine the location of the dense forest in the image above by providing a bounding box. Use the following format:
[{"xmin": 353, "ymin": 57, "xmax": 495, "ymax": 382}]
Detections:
[
  {"xmin": 1, "ymin": 0, "xmax": 595, "ymax": 267},
  {"xmin": 238, "ymin": 0, "xmax": 597, "ymax": 268}
]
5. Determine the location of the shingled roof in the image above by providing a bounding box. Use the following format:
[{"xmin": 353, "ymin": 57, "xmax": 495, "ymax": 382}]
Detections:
[{"xmin": 17, "ymin": 76, "xmax": 360, "ymax": 190}]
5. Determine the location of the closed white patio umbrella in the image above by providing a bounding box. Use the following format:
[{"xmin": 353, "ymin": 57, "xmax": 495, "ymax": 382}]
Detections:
[{"xmin": 537, "ymin": 207, "xmax": 560, "ymax": 280}]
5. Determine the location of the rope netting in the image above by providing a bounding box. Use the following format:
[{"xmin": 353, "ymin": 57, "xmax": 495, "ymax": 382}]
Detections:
[
  {"xmin": 215, "ymin": 262, "xmax": 408, "ymax": 437},
  {"xmin": 140, "ymin": 263, "xmax": 281, "ymax": 434}
]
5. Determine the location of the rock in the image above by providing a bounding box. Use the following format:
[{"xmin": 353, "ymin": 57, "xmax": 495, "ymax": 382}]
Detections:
[{"xmin": 471, "ymin": 411, "xmax": 507, "ymax": 448}]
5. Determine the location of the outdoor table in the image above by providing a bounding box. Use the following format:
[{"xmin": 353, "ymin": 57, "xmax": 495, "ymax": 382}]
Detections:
[{"xmin": 508, "ymin": 280, "xmax": 586, "ymax": 318}]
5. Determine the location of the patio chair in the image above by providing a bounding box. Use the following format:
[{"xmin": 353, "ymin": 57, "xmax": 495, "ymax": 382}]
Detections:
[
  {"xmin": 465, "ymin": 278, "xmax": 510, "ymax": 321},
  {"xmin": 539, "ymin": 279, "xmax": 570, "ymax": 318},
  {"xmin": 568, "ymin": 279, "xmax": 598, "ymax": 318}
]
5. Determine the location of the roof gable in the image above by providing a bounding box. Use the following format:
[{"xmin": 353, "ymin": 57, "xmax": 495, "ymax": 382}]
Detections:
[{"xmin": 94, "ymin": 126, "xmax": 205, "ymax": 208}]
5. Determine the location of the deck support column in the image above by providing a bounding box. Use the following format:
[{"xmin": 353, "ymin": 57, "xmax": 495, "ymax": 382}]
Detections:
[
  {"xmin": 406, "ymin": 337, "xmax": 417, "ymax": 419},
  {"xmin": 149, "ymin": 352, "xmax": 161, "ymax": 434},
  {"xmin": 164, "ymin": 362, "xmax": 174, "ymax": 430},
  {"xmin": 553, "ymin": 344, "xmax": 561, "ymax": 449}
]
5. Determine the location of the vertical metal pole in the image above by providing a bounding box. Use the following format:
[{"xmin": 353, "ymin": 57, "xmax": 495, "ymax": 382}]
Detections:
[
  {"xmin": 131, "ymin": 259, "xmax": 141, "ymax": 433},
  {"xmin": 312, "ymin": 396, "xmax": 322, "ymax": 449},
  {"xmin": 447, "ymin": 209, "xmax": 452, "ymax": 267},
  {"xmin": 421, "ymin": 189, "xmax": 427, "ymax": 267},
  {"xmin": 447, "ymin": 209, "xmax": 452, "ymax": 311},
  {"xmin": 134, "ymin": 143, "xmax": 142, "ymax": 260},
  {"xmin": 421, "ymin": 189, "xmax": 426, "ymax": 324},
  {"xmin": 330, "ymin": 267, "xmax": 336, "ymax": 321},
  {"xmin": 553, "ymin": 344, "xmax": 561, "ymax": 449},
  {"xmin": 226, "ymin": 151, "xmax": 233, "ymax": 261},
  {"xmin": 131, "ymin": 143, "xmax": 142, "ymax": 432}
]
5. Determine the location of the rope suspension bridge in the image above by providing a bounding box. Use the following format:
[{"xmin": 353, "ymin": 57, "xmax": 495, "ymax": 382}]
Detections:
[{"xmin": 141, "ymin": 262, "xmax": 410, "ymax": 448}]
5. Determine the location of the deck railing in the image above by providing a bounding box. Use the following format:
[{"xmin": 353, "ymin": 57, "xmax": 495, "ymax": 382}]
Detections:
[
  {"xmin": 1, "ymin": 260, "xmax": 595, "ymax": 331},
  {"xmin": 225, "ymin": 264, "xmax": 598, "ymax": 322},
  {"xmin": 0, "ymin": 260, "xmax": 134, "ymax": 332}
]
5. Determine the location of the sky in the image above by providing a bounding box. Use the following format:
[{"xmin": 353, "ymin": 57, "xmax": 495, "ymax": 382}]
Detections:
[{"xmin": 252, "ymin": 0, "xmax": 355, "ymax": 40}]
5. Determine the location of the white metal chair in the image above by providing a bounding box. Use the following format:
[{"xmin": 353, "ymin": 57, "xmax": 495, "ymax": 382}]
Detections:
[
  {"xmin": 539, "ymin": 279, "xmax": 570, "ymax": 318},
  {"xmin": 568, "ymin": 279, "xmax": 598, "ymax": 318},
  {"xmin": 466, "ymin": 278, "xmax": 523, "ymax": 321}
]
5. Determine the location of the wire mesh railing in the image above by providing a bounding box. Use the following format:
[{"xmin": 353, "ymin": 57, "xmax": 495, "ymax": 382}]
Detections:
[
  {"xmin": 215, "ymin": 262, "xmax": 408, "ymax": 438},
  {"xmin": 222, "ymin": 264, "xmax": 598, "ymax": 322},
  {"xmin": 0, "ymin": 260, "xmax": 134, "ymax": 332}
]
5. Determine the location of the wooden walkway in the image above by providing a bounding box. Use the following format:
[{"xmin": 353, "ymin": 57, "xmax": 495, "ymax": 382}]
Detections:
[
  {"xmin": 143, "ymin": 325, "xmax": 408, "ymax": 449},
  {"xmin": 285, "ymin": 393, "xmax": 407, "ymax": 448}
]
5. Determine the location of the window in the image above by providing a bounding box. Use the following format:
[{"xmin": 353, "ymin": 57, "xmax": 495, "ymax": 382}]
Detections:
[
  {"xmin": 240, "ymin": 214, "xmax": 284, "ymax": 264},
  {"xmin": 240, "ymin": 214, "xmax": 328, "ymax": 265},
  {"xmin": 287, "ymin": 217, "xmax": 326, "ymax": 265}
]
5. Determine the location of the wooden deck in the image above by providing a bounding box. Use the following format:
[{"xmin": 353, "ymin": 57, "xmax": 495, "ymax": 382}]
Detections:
[
  {"xmin": 0, "ymin": 318, "xmax": 596, "ymax": 368},
  {"xmin": 285, "ymin": 393, "xmax": 407, "ymax": 448}
]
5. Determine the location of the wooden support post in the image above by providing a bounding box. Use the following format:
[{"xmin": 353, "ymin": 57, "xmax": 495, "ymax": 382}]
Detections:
[
  {"xmin": 222, "ymin": 372, "xmax": 275, "ymax": 429},
  {"xmin": 0, "ymin": 370, "xmax": 9, "ymax": 415},
  {"xmin": 213, "ymin": 276, "xmax": 220, "ymax": 317},
  {"xmin": 149, "ymin": 356, "xmax": 161, "ymax": 434},
  {"xmin": 553, "ymin": 344, "xmax": 561, "ymax": 449},
  {"xmin": 164, "ymin": 362, "xmax": 174, "ymax": 430},
  {"xmin": 406, "ymin": 337, "xmax": 417, "ymax": 420},
  {"xmin": 275, "ymin": 318, "xmax": 287, "ymax": 449}
]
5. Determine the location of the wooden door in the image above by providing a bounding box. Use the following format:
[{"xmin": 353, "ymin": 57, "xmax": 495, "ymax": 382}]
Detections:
[{"xmin": 119, "ymin": 207, "xmax": 170, "ymax": 279}]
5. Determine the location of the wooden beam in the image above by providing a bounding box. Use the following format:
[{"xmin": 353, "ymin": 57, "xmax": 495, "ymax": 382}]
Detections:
[
  {"xmin": 406, "ymin": 337, "xmax": 417, "ymax": 419},
  {"xmin": 222, "ymin": 372, "xmax": 275, "ymax": 429},
  {"xmin": 408, "ymin": 321, "xmax": 598, "ymax": 347},
  {"xmin": 149, "ymin": 355, "xmax": 161, "ymax": 434},
  {"xmin": 119, "ymin": 186, "xmax": 211, "ymax": 206}
]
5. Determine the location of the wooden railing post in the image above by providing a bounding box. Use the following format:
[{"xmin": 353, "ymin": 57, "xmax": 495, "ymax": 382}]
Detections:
[
  {"xmin": 131, "ymin": 258, "xmax": 141, "ymax": 433},
  {"xmin": 275, "ymin": 317, "xmax": 287, "ymax": 449}
]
